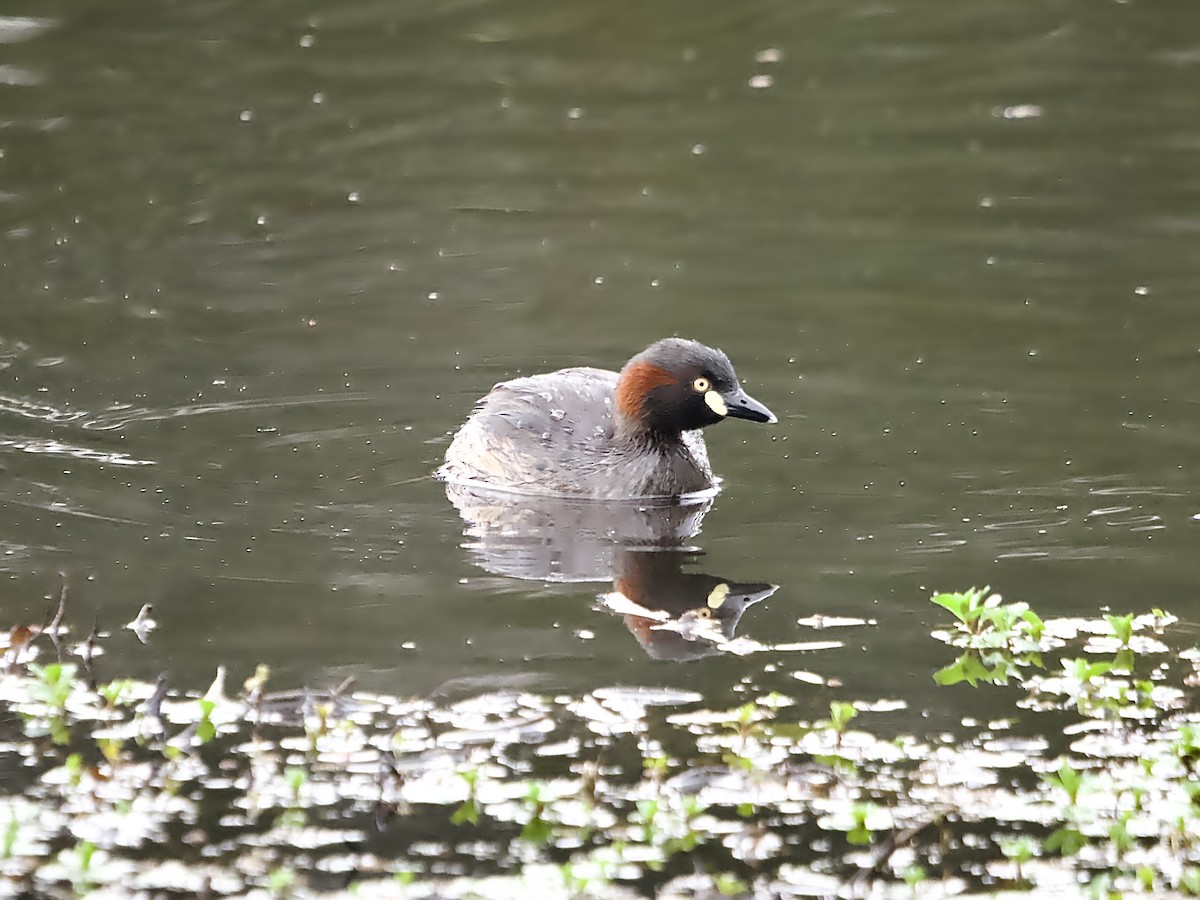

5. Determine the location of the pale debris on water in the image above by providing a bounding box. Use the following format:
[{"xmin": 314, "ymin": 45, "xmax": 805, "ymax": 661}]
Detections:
[
  {"xmin": 996, "ymin": 103, "xmax": 1043, "ymax": 120},
  {"xmin": 797, "ymin": 614, "xmax": 872, "ymax": 629}
]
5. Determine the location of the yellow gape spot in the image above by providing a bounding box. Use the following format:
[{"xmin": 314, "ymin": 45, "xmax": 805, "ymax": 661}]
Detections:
[
  {"xmin": 707, "ymin": 582, "xmax": 730, "ymax": 609},
  {"xmin": 704, "ymin": 390, "xmax": 727, "ymax": 417}
]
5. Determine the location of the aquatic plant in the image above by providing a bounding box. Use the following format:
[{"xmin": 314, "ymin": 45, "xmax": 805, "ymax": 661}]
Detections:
[{"xmin": 0, "ymin": 586, "xmax": 1196, "ymax": 896}]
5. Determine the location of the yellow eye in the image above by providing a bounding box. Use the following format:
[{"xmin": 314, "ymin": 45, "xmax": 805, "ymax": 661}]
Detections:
[{"xmin": 692, "ymin": 376, "xmax": 711, "ymax": 393}]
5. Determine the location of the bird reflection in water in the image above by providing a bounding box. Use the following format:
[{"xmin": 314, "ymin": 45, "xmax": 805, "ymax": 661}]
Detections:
[{"xmin": 443, "ymin": 481, "xmax": 776, "ymax": 661}]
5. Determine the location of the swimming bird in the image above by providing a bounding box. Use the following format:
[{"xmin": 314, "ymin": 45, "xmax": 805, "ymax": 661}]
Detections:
[{"xmin": 439, "ymin": 338, "xmax": 776, "ymax": 499}]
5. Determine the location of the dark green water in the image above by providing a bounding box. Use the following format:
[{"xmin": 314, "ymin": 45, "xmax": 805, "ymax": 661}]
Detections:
[{"xmin": 2, "ymin": 0, "xmax": 1199, "ymax": 728}]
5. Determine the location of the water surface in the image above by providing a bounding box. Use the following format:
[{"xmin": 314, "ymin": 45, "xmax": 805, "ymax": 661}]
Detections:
[{"xmin": 2, "ymin": 0, "xmax": 1199, "ymax": 734}]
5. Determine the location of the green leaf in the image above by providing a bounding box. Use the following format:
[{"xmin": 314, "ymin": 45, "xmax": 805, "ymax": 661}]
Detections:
[
  {"xmin": 1104, "ymin": 613, "xmax": 1135, "ymax": 645},
  {"xmin": 1044, "ymin": 760, "xmax": 1084, "ymax": 803},
  {"xmin": 1183, "ymin": 868, "xmax": 1200, "ymax": 896},
  {"xmin": 933, "ymin": 659, "xmax": 969, "ymax": 686},
  {"xmin": 1044, "ymin": 827, "xmax": 1086, "ymax": 856},
  {"xmin": 762, "ymin": 723, "xmax": 812, "ymax": 742},
  {"xmin": 846, "ymin": 804, "xmax": 874, "ymax": 845},
  {"xmin": 76, "ymin": 840, "xmax": 96, "ymax": 871},
  {"xmin": 715, "ymin": 873, "xmax": 748, "ymax": 895},
  {"xmin": 519, "ymin": 816, "xmax": 554, "ymax": 846},
  {"xmin": 450, "ymin": 800, "xmax": 480, "ymax": 826},
  {"xmin": 98, "ymin": 738, "xmax": 123, "ymax": 763},
  {"xmin": 99, "ymin": 679, "xmax": 136, "ymax": 707},
  {"xmin": 931, "ymin": 589, "xmax": 985, "ymax": 624},
  {"xmin": 29, "ymin": 663, "xmax": 77, "ymax": 708},
  {"xmin": 64, "ymin": 753, "xmax": 84, "ymax": 783},
  {"xmin": 1109, "ymin": 812, "xmax": 1135, "ymax": 854},
  {"xmin": 268, "ymin": 866, "xmax": 296, "ymax": 896},
  {"xmin": 49, "ymin": 717, "xmax": 71, "ymax": 746},
  {"xmin": 933, "ymin": 652, "xmax": 993, "ymax": 687},
  {"xmin": 814, "ymin": 753, "xmax": 857, "ymax": 774},
  {"xmin": 1067, "ymin": 657, "xmax": 1112, "ymax": 684},
  {"xmin": 664, "ymin": 832, "xmax": 701, "ymax": 855},
  {"xmin": 284, "ymin": 766, "xmax": 307, "ymax": 797},
  {"xmin": 1000, "ymin": 836, "xmax": 1037, "ymax": 862},
  {"xmin": 2, "ymin": 811, "xmax": 18, "ymax": 859},
  {"xmin": 722, "ymin": 752, "xmax": 755, "ymax": 771},
  {"xmin": 196, "ymin": 719, "xmax": 216, "ymax": 744},
  {"xmin": 1020, "ymin": 609, "xmax": 1045, "ymax": 641},
  {"xmin": 847, "ymin": 824, "xmax": 872, "ymax": 845},
  {"xmin": 643, "ymin": 754, "xmax": 669, "ymax": 774},
  {"xmin": 827, "ymin": 701, "xmax": 857, "ymax": 731}
]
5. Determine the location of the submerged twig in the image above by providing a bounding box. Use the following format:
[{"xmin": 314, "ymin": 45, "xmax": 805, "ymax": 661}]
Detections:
[
  {"xmin": 847, "ymin": 815, "xmax": 942, "ymax": 891},
  {"xmin": 144, "ymin": 672, "xmax": 169, "ymax": 719}
]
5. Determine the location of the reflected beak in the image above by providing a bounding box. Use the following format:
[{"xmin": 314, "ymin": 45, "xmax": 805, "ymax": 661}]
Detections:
[{"xmin": 723, "ymin": 386, "xmax": 777, "ymax": 424}]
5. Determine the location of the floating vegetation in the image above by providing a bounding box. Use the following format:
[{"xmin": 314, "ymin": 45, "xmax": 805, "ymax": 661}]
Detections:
[{"xmin": 0, "ymin": 587, "xmax": 1198, "ymax": 897}]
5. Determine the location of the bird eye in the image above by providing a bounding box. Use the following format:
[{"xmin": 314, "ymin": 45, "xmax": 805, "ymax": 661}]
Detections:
[{"xmin": 692, "ymin": 376, "xmax": 711, "ymax": 393}]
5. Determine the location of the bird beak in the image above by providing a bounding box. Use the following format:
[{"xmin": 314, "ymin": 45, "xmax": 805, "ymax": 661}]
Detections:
[{"xmin": 723, "ymin": 386, "xmax": 777, "ymax": 424}]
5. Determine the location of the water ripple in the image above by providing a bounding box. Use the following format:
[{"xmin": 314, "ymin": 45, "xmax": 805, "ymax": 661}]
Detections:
[
  {"xmin": 3, "ymin": 391, "xmax": 370, "ymax": 432},
  {"xmin": 0, "ymin": 64, "xmax": 42, "ymax": 86},
  {"xmin": 1, "ymin": 491, "xmax": 147, "ymax": 526},
  {"xmin": 1088, "ymin": 485, "xmax": 1184, "ymax": 498},
  {"xmin": 982, "ymin": 516, "xmax": 1071, "ymax": 532},
  {"xmin": 79, "ymin": 392, "xmax": 370, "ymax": 431},
  {"xmin": 0, "ymin": 394, "xmax": 90, "ymax": 425},
  {"xmin": 0, "ymin": 17, "xmax": 54, "ymax": 45},
  {"xmin": 0, "ymin": 438, "xmax": 154, "ymax": 466}
]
